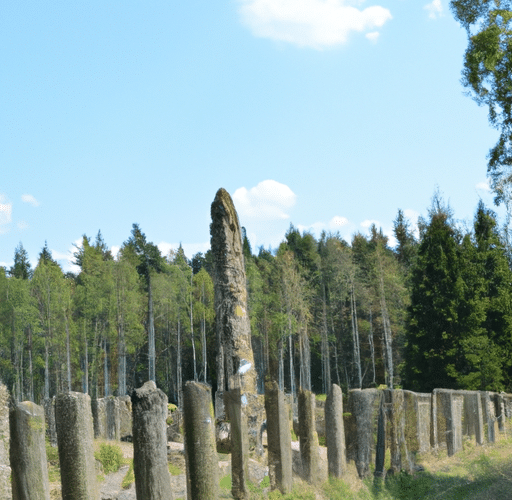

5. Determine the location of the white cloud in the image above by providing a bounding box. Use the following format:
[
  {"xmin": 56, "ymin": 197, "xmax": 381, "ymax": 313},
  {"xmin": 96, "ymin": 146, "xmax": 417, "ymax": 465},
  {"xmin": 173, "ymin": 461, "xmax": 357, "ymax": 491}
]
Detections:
[
  {"xmin": 233, "ymin": 180, "xmax": 297, "ymax": 221},
  {"xmin": 21, "ymin": 194, "xmax": 40, "ymax": 207},
  {"xmin": 0, "ymin": 195, "xmax": 12, "ymax": 234},
  {"xmin": 365, "ymin": 31, "xmax": 380, "ymax": 42},
  {"xmin": 424, "ymin": 0, "xmax": 443, "ymax": 19},
  {"xmin": 330, "ymin": 216, "xmax": 349, "ymax": 228},
  {"xmin": 238, "ymin": 0, "xmax": 392, "ymax": 49},
  {"xmin": 111, "ymin": 245, "xmax": 121, "ymax": 259},
  {"xmin": 476, "ymin": 180, "xmax": 491, "ymax": 192},
  {"xmin": 361, "ymin": 219, "xmax": 379, "ymax": 229},
  {"xmin": 17, "ymin": 221, "xmax": 29, "ymax": 230}
]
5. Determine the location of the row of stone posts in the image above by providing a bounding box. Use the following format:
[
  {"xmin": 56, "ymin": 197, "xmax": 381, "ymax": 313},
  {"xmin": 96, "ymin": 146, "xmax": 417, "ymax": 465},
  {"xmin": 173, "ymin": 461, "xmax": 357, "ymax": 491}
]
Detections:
[{"xmin": 2, "ymin": 380, "xmax": 511, "ymax": 499}]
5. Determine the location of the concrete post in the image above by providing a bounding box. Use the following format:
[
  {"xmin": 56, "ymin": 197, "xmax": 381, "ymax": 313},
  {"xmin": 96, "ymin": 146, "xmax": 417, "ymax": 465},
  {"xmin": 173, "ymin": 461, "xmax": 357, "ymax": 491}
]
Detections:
[
  {"xmin": 264, "ymin": 380, "xmax": 292, "ymax": 494},
  {"xmin": 55, "ymin": 391, "xmax": 98, "ymax": 500},
  {"xmin": 325, "ymin": 384, "xmax": 346, "ymax": 479},
  {"xmin": 131, "ymin": 381, "xmax": 173, "ymax": 500},
  {"xmin": 10, "ymin": 401, "xmax": 50, "ymax": 500},
  {"xmin": 183, "ymin": 381, "xmax": 218, "ymax": 500},
  {"xmin": 298, "ymin": 388, "xmax": 319, "ymax": 483}
]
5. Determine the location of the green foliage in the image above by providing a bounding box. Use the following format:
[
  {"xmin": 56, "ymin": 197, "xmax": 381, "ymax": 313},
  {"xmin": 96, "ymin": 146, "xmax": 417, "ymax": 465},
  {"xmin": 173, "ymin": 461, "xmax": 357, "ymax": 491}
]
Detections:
[
  {"xmin": 121, "ymin": 460, "xmax": 134, "ymax": 489},
  {"xmin": 95, "ymin": 443, "xmax": 124, "ymax": 474},
  {"xmin": 450, "ymin": 0, "xmax": 512, "ymax": 203},
  {"xmin": 219, "ymin": 474, "xmax": 231, "ymax": 489}
]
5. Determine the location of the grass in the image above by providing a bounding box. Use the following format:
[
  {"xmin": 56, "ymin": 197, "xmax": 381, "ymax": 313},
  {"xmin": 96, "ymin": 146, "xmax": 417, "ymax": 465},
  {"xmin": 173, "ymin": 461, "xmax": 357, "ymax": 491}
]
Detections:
[{"xmin": 94, "ymin": 442, "xmax": 124, "ymax": 474}]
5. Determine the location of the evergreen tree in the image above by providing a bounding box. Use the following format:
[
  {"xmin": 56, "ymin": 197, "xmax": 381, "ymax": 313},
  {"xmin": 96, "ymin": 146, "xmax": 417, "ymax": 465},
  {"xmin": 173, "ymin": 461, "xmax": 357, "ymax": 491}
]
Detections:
[
  {"xmin": 9, "ymin": 243, "xmax": 32, "ymax": 280},
  {"xmin": 405, "ymin": 200, "xmax": 464, "ymax": 392}
]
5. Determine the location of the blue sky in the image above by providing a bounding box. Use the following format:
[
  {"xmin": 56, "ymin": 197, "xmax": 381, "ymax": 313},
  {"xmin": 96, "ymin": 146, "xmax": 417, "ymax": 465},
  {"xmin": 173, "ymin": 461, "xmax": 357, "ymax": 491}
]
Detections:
[{"xmin": 0, "ymin": 0, "xmax": 502, "ymax": 273}]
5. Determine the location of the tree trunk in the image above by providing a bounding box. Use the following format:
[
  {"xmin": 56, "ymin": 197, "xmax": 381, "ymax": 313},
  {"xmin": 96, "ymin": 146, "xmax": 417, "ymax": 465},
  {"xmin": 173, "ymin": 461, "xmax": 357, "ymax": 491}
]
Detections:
[
  {"xmin": 177, "ymin": 317, "xmax": 182, "ymax": 409},
  {"xmin": 368, "ymin": 308, "xmax": 376, "ymax": 387},
  {"xmin": 65, "ymin": 313, "xmax": 72, "ymax": 392},
  {"xmin": 350, "ymin": 284, "xmax": 362, "ymax": 389},
  {"xmin": 148, "ymin": 274, "xmax": 156, "ymax": 382},
  {"xmin": 190, "ymin": 273, "xmax": 197, "ymax": 381}
]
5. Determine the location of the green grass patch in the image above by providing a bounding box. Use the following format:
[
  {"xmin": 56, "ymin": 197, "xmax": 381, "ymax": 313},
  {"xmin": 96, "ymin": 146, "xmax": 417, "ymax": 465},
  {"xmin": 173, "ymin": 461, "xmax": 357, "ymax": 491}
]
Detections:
[
  {"xmin": 45, "ymin": 438, "xmax": 60, "ymax": 483},
  {"xmin": 220, "ymin": 474, "xmax": 231, "ymax": 489},
  {"xmin": 168, "ymin": 462, "xmax": 183, "ymax": 476},
  {"xmin": 315, "ymin": 394, "xmax": 327, "ymax": 402},
  {"xmin": 121, "ymin": 460, "xmax": 134, "ymax": 489},
  {"xmin": 95, "ymin": 442, "xmax": 124, "ymax": 474}
]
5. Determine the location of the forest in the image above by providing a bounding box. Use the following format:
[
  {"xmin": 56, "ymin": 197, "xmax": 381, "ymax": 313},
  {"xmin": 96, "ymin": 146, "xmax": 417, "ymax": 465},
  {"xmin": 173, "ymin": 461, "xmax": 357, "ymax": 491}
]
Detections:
[{"xmin": 1, "ymin": 192, "xmax": 512, "ymax": 406}]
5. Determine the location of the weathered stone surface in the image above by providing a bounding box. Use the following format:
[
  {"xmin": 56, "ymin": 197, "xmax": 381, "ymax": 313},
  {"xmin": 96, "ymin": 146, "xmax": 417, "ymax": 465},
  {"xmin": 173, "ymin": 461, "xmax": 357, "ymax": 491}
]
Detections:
[
  {"xmin": 0, "ymin": 383, "xmax": 11, "ymax": 500},
  {"xmin": 183, "ymin": 381, "xmax": 219, "ymax": 500},
  {"xmin": 491, "ymin": 393, "xmax": 505, "ymax": 432},
  {"xmin": 92, "ymin": 397, "xmax": 107, "ymax": 439},
  {"xmin": 433, "ymin": 389, "xmax": 463, "ymax": 456},
  {"xmin": 225, "ymin": 387, "xmax": 249, "ymax": 499},
  {"xmin": 131, "ymin": 380, "xmax": 173, "ymax": 500},
  {"xmin": 348, "ymin": 389, "xmax": 380, "ymax": 479},
  {"xmin": 384, "ymin": 389, "xmax": 408, "ymax": 474},
  {"xmin": 55, "ymin": 391, "xmax": 98, "ymax": 500},
  {"xmin": 325, "ymin": 384, "xmax": 346, "ymax": 479},
  {"xmin": 183, "ymin": 381, "xmax": 218, "ymax": 500},
  {"xmin": 480, "ymin": 391, "xmax": 497, "ymax": 443},
  {"xmin": 462, "ymin": 391, "xmax": 484, "ymax": 445},
  {"xmin": 106, "ymin": 397, "xmax": 121, "ymax": 441},
  {"xmin": 264, "ymin": 380, "xmax": 292, "ymax": 494},
  {"xmin": 298, "ymin": 389, "xmax": 319, "ymax": 483},
  {"xmin": 210, "ymin": 188, "xmax": 257, "ymax": 396},
  {"xmin": 118, "ymin": 396, "xmax": 132, "ymax": 440},
  {"xmin": 403, "ymin": 391, "xmax": 431, "ymax": 455},
  {"xmin": 10, "ymin": 401, "xmax": 50, "ymax": 500}
]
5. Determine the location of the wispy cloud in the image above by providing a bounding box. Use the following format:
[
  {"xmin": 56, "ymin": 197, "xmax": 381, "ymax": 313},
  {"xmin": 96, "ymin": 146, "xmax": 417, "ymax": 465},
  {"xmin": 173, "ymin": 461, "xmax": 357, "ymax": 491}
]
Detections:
[
  {"xmin": 21, "ymin": 194, "xmax": 40, "ymax": 207},
  {"xmin": 424, "ymin": 0, "xmax": 443, "ymax": 19},
  {"xmin": 233, "ymin": 180, "xmax": 297, "ymax": 221},
  {"xmin": 476, "ymin": 180, "xmax": 491, "ymax": 193},
  {"xmin": 0, "ymin": 195, "xmax": 12, "ymax": 234},
  {"xmin": 17, "ymin": 221, "xmax": 29, "ymax": 230},
  {"xmin": 365, "ymin": 31, "xmax": 380, "ymax": 42},
  {"xmin": 238, "ymin": 0, "xmax": 392, "ymax": 49},
  {"xmin": 361, "ymin": 219, "xmax": 379, "ymax": 229}
]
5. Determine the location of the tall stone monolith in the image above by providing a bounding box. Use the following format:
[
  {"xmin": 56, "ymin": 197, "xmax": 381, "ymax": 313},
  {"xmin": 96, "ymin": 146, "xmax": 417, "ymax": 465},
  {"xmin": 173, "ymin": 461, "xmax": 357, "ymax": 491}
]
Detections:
[
  {"xmin": 210, "ymin": 188, "xmax": 257, "ymax": 396},
  {"xmin": 106, "ymin": 396, "xmax": 120, "ymax": 441},
  {"xmin": 433, "ymin": 389, "xmax": 463, "ymax": 456},
  {"xmin": 131, "ymin": 381, "xmax": 173, "ymax": 500},
  {"xmin": 265, "ymin": 380, "xmax": 292, "ymax": 494},
  {"xmin": 325, "ymin": 384, "xmax": 346, "ymax": 479},
  {"xmin": 0, "ymin": 383, "xmax": 11, "ymax": 500},
  {"xmin": 10, "ymin": 401, "xmax": 50, "ymax": 500},
  {"xmin": 55, "ymin": 391, "xmax": 98, "ymax": 500},
  {"xmin": 183, "ymin": 381, "xmax": 218, "ymax": 500},
  {"xmin": 225, "ymin": 382, "xmax": 249, "ymax": 499},
  {"xmin": 298, "ymin": 388, "xmax": 319, "ymax": 483},
  {"xmin": 348, "ymin": 388, "xmax": 380, "ymax": 478}
]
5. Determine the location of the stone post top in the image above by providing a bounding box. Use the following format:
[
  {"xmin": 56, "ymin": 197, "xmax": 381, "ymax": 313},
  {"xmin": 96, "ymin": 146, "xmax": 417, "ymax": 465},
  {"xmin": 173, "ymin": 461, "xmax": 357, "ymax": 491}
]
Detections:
[
  {"xmin": 56, "ymin": 391, "xmax": 90, "ymax": 401},
  {"xmin": 16, "ymin": 401, "xmax": 43, "ymax": 415},
  {"xmin": 135, "ymin": 380, "xmax": 157, "ymax": 394}
]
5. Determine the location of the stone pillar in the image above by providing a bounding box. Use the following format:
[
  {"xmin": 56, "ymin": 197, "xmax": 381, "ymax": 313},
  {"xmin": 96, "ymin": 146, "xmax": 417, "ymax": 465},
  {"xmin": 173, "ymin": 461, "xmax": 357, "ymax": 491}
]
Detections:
[
  {"xmin": 91, "ymin": 397, "xmax": 106, "ymax": 439},
  {"xmin": 463, "ymin": 391, "xmax": 484, "ymax": 445},
  {"xmin": 118, "ymin": 395, "xmax": 132, "ymax": 441},
  {"xmin": 298, "ymin": 388, "xmax": 319, "ymax": 483},
  {"xmin": 403, "ymin": 391, "xmax": 431, "ymax": 456},
  {"xmin": 43, "ymin": 397, "xmax": 57, "ymax": 447},
  {"xmin": 106, "ymin": 396, "xmax": 120, "ymax": 441},
  {"xmin": 384, "ymin": 389, "xmax": 408, "ymax": 474},
  {"xmin": 0, "ymin": 383, "xmax": 11, "ymax": 500},
  {"xmin": 225, "ymin": 386, "xmax": 249, "ymax": 499},
  {"xmin": 264, "ymin": 380, "xmax": 292, "ymax": 494},
  {"xmin": 374, "ymin": 396, "xmax": 386, "ymax": 478},
  {"xmin": 183, "ymin": 381, "xmax": 218, "ymax": 500},
  {"xmin": 55, "ymin": 391, "xmax": 98, "ymax": 500},
  {"xmin": 434, "ymin": 389, "xmax": 463, "ymax": 456},
  {"xmin": 492, "ymin": 393, "xmax": 505, "ymax": 432},
  {"xmin": 348, "ymin": 389, "xmax": 380, "ymax": 479},
  {"xmin": 325, "ymin": 384, "xmax": 346, "ymax": 479},
  {"xmin": 10, "ymin": 401, "xmax": 50, "ymax": 500},
  {"xmin": 131, "ymin": 381, "xmax": 173, "ymax": 500},
  {"xmin": 480, "ymin": 391, "xmax": 496, "ymax": 443},
  {"xmin": 210, "ymin": 188, "xmax": 257, "ymax": 396}
]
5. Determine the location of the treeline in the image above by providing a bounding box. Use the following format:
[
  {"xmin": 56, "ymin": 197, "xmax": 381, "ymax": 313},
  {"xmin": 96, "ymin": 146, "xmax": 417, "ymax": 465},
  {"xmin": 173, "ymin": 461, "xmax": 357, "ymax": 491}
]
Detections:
[{"xmin": 1, "ymin": 196, "xmax": 512, "ymax": 405}]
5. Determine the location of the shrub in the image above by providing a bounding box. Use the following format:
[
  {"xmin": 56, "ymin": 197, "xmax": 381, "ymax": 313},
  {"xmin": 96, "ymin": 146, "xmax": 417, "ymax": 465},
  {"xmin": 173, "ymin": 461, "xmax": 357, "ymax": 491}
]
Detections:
[{"xmin": 95, "ymin": 443, "xmax": 124, "ymax": 474}]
